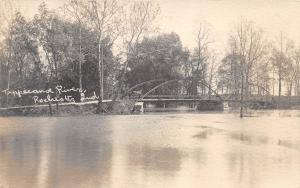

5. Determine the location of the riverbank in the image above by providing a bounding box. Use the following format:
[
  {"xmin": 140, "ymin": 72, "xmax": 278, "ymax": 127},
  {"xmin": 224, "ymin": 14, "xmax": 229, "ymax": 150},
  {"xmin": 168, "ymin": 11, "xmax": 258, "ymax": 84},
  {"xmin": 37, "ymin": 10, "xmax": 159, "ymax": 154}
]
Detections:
[
  {"xmin": 0, "ymin": 102, "xmax": 96, "ymax": 116},
  {"xmin": 1, "ymin": 99, "xmax": 299, "ymax": 116},
  {"xmin": 0, "ymin": 100, "xmax": 222, "ymax": 116},
  {"xmin": 0, "ymin": 98, "xmax": 140, "ymax": 116}
]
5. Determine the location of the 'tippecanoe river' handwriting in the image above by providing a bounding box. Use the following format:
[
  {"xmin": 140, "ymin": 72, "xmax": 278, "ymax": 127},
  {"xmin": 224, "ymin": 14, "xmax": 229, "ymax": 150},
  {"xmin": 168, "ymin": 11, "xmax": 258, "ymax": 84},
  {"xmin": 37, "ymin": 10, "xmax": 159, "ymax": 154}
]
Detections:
[{"xmin": 1, "ymin": 85, "xmax": 86, "ymax": 98}]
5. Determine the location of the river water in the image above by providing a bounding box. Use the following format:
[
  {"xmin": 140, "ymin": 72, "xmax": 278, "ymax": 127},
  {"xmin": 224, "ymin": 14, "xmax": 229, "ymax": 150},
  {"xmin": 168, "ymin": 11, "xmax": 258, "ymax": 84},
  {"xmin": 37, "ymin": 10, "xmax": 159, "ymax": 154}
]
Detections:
[{"xmin": 0, "ymin": 110, "xmax": 299, "ymax": 188}]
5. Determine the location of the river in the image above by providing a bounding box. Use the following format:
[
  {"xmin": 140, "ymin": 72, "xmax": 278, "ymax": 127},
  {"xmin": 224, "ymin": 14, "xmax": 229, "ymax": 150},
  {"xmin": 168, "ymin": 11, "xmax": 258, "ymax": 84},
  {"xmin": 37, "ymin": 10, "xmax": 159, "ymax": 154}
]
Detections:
[{"xmin": 0, "ymin": 110, "xmax": 299, "ymax": 188}]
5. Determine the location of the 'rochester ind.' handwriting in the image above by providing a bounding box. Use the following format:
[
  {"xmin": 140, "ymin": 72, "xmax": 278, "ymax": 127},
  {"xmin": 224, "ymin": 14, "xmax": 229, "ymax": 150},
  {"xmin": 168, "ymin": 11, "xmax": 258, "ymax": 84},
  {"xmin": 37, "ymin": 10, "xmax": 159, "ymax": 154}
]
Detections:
[{"xmin": 33, "ymin": 95, "xmax": 76, "ymax": 104}]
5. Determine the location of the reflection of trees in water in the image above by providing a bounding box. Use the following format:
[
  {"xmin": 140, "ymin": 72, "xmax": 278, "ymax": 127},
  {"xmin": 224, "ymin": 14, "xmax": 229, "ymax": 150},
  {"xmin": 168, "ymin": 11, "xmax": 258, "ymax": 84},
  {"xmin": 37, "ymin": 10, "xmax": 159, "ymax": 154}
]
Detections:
[
  {"xmin": 0, "ymin": 128, "xmax": 41, "ymax": 187},
  {"xmin": 226, "ymin": 134, "xmax": 300, "ymax": 188},
  {"xmin": 226, "ymin": 145, "xmax": 269, "ymax": 187},
  {"xmin": 126, "ymin": 144, "xmax": 182, "ymax": 172},
  {"xmin": 278, "ymin": 139, "xmax": 300, "ymax": 151},
  {"xmin": 0, "ymin": 117, "xmax": 114, "ymax": 187},
  {"xmin": 47, "ymin": 118, "xmax": 113, "ymax": 187},
  {"xmin": 230, "ymin": 132, "xmax": 269, "ymax": 145},
  {"xmin": 193, "ymin": 126, "xmax": 225, "ymax": 139}
]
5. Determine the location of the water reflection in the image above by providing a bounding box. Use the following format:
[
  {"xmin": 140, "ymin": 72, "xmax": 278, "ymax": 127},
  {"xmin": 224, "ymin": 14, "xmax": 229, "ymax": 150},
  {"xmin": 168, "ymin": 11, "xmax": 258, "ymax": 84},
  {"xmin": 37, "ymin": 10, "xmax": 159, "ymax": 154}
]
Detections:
[
  {"xmin": 0, "ymin": 117, "xmax": 113, "ymax": 188},
  {"xmin": 0, "ymin": 127, "xmax": 41, "ymax": 187},
  {"xmin": 193, "ymin": 126, "xmax": 225, "ymax": 139},
  {"xmin": 0, "ymin": 111, "xmax": 300, "ymax": 188},
  {"xmin": 230, "ymin": 132, "xmax": 269, "ymax": 145},
  {"xmin": 277, "ymin": 139, "xmax": 300, "ymax": 151},
  {"xmin": 127, "ymin": 144, "xmax": 182, "ymax": 172}
]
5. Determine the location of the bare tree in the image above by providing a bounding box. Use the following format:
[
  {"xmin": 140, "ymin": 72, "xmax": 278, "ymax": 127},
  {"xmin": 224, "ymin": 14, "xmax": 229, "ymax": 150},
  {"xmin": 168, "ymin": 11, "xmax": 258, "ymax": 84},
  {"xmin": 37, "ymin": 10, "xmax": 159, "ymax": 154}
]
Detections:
[
  {"xmin": 228, "ymin": 19, "xmax": 267, "ymax": 117},
  {"xmin": 85, "ymin": 0, "xmax": 123, "ymax": 112},
  {"xmin": 108, "ymin": 0, "xmax": 160, "ymax": 111},
  {"xmin": 0, "ymin": 0, "xmax": 17, "ymax": 106},
  {"xmin": 192, "ymin": 23, "xmax": 211, "ymax": 95},
  {"xmin": 284, "ymin": 44, "xmax": 300, "ymax": 97},
  {"xmin": 207, "ymin": 52, "xmax": 218, "ymax": 99},
  {"xmin": 180, "ymin": 24, "xmax": 212, "ymax": 96},
  {"xmin": 64, "ymin": 0, "xmax": 88, "ymax": 94},
  {"xmin": 293, "ymin": 47, "xmax": 300, "ymax": 97},
  {"xmin": 271, "ymin": 32, "xmax": 294, "ymax": 97}
]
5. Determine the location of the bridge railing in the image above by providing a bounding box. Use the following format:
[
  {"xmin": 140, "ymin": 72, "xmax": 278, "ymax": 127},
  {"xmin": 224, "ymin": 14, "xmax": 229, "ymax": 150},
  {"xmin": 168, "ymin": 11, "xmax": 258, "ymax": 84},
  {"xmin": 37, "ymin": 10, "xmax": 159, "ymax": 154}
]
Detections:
[{"xmin": 134, "ymin": 94, "xmax": 221, "ymax": 100}]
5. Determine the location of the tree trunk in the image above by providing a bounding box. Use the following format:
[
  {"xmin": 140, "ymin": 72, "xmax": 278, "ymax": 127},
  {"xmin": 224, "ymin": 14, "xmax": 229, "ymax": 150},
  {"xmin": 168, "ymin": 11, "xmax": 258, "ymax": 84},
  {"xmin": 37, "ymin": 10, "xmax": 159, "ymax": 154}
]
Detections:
[
  {"xmin": 48, "ymin": 101, "xmax": 53, "ymax": 116},
  {"xmin": 279, "ymin": 75, "xmax": 282, "ymax": 98},
  {"xmin": 288, "ymin": 81, "xmax": 293, "ymax": 97},
  {"xmin": 6, "ymin": 70, "xmax": 10, "ymax": 107},
  {"xmin": 272, "ymin": 69, "xmax": 275, "ymax": 96},
  {"xmin": 97, "ymin": 36, "xmax": 103, "ymax": 113},
  {"xmin": 6, "ymin": 36, "xmax": 12, "ymax": 107},
  {"xmin": 240, "ymin": 59, "xmax": 245, "ymax": 118},
  {"xmin": 79, "ymin": 25, "xmax": 83, "ymax": 93},
  {"xmin": 279, "ymin": 33, "xmax": 283, "ymax": 98}
]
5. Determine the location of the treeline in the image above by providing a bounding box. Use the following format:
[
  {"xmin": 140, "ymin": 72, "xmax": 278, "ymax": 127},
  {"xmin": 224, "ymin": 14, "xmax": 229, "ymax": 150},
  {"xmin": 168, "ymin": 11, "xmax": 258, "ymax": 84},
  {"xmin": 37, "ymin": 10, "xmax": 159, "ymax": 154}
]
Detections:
[
  {"xmin": 0, "ymin": 0, "xmax": 161, "ymax": 107},
  {"xmin": 218, "ymin": 21, "xmax": 300, "ymax": 99},
  {"xmin": 0, "ymin": 0, "xmax": 300, "ymax": 109}
]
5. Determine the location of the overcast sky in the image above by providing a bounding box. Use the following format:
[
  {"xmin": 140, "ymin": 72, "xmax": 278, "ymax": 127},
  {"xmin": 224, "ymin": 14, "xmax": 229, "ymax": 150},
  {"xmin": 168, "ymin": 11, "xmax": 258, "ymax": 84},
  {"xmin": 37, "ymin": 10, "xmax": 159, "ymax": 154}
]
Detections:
[{"xmin": 15, "ymin": 0, "xmax": 300, "ymax": 52}]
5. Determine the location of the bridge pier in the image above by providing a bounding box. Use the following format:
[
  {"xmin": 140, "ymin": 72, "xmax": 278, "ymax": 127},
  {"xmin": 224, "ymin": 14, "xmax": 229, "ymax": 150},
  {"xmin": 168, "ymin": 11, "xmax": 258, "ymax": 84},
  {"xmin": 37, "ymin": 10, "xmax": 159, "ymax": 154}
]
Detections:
[{"xmin": 133, "ymin": 102, "xmax": 144, "ymax": 112}]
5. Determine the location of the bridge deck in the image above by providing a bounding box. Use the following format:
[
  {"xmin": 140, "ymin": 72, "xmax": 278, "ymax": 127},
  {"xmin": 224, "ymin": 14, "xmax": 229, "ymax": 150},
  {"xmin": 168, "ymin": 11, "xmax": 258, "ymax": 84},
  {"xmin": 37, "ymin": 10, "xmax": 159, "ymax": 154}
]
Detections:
[{"xmin": 138, "ymin": 98, "xmax": 221, "ymax": 102}]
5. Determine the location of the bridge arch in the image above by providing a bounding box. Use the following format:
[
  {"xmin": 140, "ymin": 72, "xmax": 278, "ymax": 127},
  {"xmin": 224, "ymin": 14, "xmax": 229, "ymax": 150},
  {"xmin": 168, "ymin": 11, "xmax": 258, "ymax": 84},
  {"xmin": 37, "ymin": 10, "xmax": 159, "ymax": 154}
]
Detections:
[
  {"xmin": 141, "ymin": 79, "xmax": 224, "ymax": 101},
  {"xmin": 122, "ymin": 79, "xmax": 166, "ymax": 98}
]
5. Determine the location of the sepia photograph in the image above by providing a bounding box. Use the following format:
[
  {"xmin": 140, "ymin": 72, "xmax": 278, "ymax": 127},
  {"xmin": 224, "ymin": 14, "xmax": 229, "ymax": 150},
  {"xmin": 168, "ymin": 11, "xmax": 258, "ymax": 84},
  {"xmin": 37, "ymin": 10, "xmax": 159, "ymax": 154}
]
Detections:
[{"xmin": 0, "ymin": 0, "xmax": 300, "ymax": 187}]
